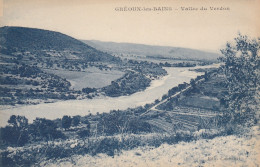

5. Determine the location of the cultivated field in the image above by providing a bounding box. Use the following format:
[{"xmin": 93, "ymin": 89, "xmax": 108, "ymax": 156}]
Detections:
[{"xmin": 44, "ymin": 67, "xmax": 124, "ymax": 90}]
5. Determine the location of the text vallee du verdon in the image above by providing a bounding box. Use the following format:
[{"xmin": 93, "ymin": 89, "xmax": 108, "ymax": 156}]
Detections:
[{"xmin": 115, "ymin": 6, "xmax": 230, "ymax": 11}]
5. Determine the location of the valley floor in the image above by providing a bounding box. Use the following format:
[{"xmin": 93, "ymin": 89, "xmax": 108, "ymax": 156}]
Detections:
[
  {"xmin": 41, "ymin": 126, "xmax": 259, "ymax": 167},
  {"xmin": 0, "ymin": 66, "xmax": 204, "ymax": 126}
]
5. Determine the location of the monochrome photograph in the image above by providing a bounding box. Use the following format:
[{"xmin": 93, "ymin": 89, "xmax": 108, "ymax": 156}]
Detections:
[{"xmin": 0, "ymin": 0, "xmax": 259, "ymax": 166}]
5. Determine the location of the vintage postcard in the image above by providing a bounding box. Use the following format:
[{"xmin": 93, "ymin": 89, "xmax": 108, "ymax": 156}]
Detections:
[{"xmin": 0, "ymin": 0, "xmax": 259, "ymax": 166}]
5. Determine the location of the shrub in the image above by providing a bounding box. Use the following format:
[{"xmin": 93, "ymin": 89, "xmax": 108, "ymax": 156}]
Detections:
[
  {"xmin": 91, "ymin": 138, "xmax": 120, "ymax": 156},
  {"xmin": 62, "ymin": 115, "xmax": 72, "ymax": 130}
]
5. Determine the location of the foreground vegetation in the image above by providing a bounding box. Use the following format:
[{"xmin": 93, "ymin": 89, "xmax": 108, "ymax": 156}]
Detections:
[{"xmin": 42, "ymin": 127, "xmax": 259, "ymax": 167}]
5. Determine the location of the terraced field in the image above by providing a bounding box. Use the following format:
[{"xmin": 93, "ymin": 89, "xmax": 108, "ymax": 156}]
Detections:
[
  {"xmin": 142, "ymin": 70, "xmax": 227, "ymax": 133},
  {"xmin": 145, "ymin": 109, "xmax": 218, "ymax": 133}
]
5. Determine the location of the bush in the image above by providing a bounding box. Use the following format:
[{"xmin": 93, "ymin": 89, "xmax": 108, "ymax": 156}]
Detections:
[
  {"xmin": 128, "ymin": 119, "xmax": 152, "ymax": 133},
  {"xmin": 30, "ymin": 118, "xmax": 65, "ymax": 141},
  {"xmin": 72, "ymin": 116, "xmax": 81, "ymax": 126},
  {"xmin": 193, "ymin": 129, "xmax": 221, "ymax": 140},
  {"xmin": 62, "ymin": 115, "xmax": 72, "ymax": 130},
  {"xmin": 91, "ymin": 138, "xmax": 120, "ymax": 156},
  {"xmin": 82, "ymin": 87, "xmax": 96, "ymax": 94},
  {"xmin": 77, "ymin": 129, "xmax": 90, "ymax": 139},
  {"xmin": 0, "ymin": 126, "xmax": 29, "ymax": 147}
]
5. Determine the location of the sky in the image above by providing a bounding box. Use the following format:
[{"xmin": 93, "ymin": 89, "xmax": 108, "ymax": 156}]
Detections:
[{"xmin": 0, "ymin": 0, "xmax": 260, "ymax": 52}]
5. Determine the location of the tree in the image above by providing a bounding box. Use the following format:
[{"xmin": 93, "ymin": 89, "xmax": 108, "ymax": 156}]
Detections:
[
  {"xmin": 190, "ymin": 79, "xmax": 196, "ymax": 87},
  {"xmin": 8, "ymin": 115, "xmax": 28, "ymax": 128},
  {"xmin": 82, "ymin": 87, "xmax": 96, "ymax": 94},
  {"xmin": 219, "ymin": 34, "xmax": 259, "ymax": 124},
  {"xmin": 77, "ymin": 129, "xmax": 90, "ymax": 144},
  {"xmin": 62, "ymin": 115, "xmax": 72, "ymax": 130},
  {"xmin": 204, "ymin": 71, "xmax": 209, "ymax": 81},
  {"xmin": 31, "ymin": 118, "xmax": 64, "ymax": 142},
  {"xmin": 1, "ymin": 115, "xmax": 29, "ymax": 146},
  {"xmin": 72, "ymin": 115, "xmax": 81, "ymax": 127},
  {"xmin": 128, "ymin": 119, "xmax": 151, "ymax": 133},
  {"xmin": 77, "ymin": 120, "xmax": 91, "ymax": 145},
  {"xmin": 97, "ymin": 111, "xmax": 130, "ymax": 135}
]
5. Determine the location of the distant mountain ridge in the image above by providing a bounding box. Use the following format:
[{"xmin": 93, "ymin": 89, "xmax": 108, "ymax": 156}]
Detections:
[
  {"xmin": 83, "ymin": 40, "xmax": 220, "ymax": 61},
  {"xmin": 0, "ymin": 26, "xmax": 118, "ymax": 62}
]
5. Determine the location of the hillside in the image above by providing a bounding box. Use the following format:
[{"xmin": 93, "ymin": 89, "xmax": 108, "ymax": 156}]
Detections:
[
  {"xmin": 83, "ymin": 40, "xmax": 221, "ymax": 61},
  {"xmin": 0, "ymin": 26, "xmax": 122, "ymax": 105},
  {"xmin": 41, "ymin": 127, "xmax": 260, "ymax": 167},
  {"xmin": 0, "ymin": 26, "xmax": 118, "ymax": 62}
]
